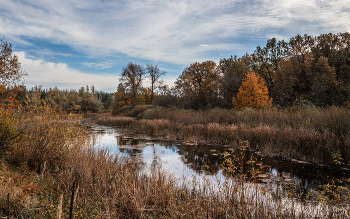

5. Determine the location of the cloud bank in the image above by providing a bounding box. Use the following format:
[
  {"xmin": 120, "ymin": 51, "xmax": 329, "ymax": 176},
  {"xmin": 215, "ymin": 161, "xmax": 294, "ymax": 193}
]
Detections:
[{"xmin": 15, "ymin": 51, "xmax": 120, "ymax": 92}]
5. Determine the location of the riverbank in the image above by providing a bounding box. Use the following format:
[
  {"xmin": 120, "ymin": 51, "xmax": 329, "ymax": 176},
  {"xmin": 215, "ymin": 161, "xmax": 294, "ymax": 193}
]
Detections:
[{"xmin": 93, "ymin": 106, "xmax": 350, "ymax": 168}]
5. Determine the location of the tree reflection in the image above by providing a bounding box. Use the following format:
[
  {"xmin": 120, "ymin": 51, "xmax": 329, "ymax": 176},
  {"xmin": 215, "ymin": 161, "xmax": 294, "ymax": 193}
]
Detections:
[
  {"xmin": 89, "ymin": 127, "xmax": 350, "ymax": 198},
  {"xmin": 175, "ymin": 145, "xmax": 224, "ymax": 175}
]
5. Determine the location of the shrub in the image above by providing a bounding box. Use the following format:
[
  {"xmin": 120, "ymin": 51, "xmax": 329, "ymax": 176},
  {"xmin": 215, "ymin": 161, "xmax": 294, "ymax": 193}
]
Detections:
[
  {"xmin": 0, "ymin": 109, "xmax": 20, "ymax": 152},
  {"xmin": 126, "ymin": 105, "xmax": 154, "ymax": 118},
  {"xmin": 140, "ymin": 106, "xmax": 165, "ymax": 120},
  {"xmin": 111, "ymin": 104, "xmax": 133, "ymax": 116}
]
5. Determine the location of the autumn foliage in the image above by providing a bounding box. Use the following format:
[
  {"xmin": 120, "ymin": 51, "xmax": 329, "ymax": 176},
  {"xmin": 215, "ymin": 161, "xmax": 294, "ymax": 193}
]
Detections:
[
  {"xmin": 0, "ymin": 38, "xmax": 26, "ymax": 109},
  {"xmin": 0, "ymin": 38, "xmax": 25, "ymax": 151},
  {"xmin": 232, "ymin": 72, "xmax": 272, "ymax": 109},
  {"xmin": 175, "ymin": 60, "xmax": 219, "ymax": 109}
]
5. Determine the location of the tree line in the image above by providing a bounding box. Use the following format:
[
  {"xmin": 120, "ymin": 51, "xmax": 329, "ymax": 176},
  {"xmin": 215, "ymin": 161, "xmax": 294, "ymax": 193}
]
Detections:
[
  {"xmin": 116, "ymin": 32, "xmax": 350, "ymax": 110},
  {"xmin": 21, "ymin": 85, "xmax": 114, "ymax": 113}
]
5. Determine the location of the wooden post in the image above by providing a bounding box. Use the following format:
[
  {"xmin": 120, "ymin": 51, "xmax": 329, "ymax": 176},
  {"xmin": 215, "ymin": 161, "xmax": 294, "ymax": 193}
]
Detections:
[
  {"xmin": 7, "ymin": 193, "xmax": 10, "ymax": 216},
  {"xmin": 56, "ymin": 193, "xmax": 64, "ymax": 219},
  {"xmin": 69, "ymin": 182, "xmax": 76, "ymax": 219}
]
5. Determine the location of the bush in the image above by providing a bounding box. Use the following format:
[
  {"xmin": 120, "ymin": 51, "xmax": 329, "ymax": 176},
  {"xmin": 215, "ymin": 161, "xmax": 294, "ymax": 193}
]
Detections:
[
  {"xmin": 111, "ymin": 104, "xmax": 133, "ymax": 116},
  {"xmin": 140, "ymin": 106, "xmax": 165, "ymax": 120},
  {"xmin": 0, "ymin": 109, "xmax": 20, "ymax": 152},
  {"xmin": 126, "ymin": 105, "xmax": 154, "ymax": 118}
]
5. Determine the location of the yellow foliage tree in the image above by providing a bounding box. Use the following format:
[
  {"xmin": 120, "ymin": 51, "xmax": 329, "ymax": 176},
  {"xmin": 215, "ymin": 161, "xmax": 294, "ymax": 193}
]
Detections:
[
  {"xmin": 114, "ymin": 83, "xmax": 132, "ymax": 109},
  {"xmin": 232, "ymin": 72, "xmax": 272, "ymax": 109}
]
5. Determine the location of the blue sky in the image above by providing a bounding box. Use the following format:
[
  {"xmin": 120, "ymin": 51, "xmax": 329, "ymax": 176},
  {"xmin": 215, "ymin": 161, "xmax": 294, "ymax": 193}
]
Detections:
[{"xmin": 1, "ymin": 0, "xmax": 349, "ymax": 92}]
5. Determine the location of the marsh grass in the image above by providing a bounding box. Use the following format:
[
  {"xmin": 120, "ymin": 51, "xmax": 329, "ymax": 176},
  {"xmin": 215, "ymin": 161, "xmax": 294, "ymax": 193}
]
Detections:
[
  {"xmin": 95, "ymin": 106, "xmax": 350, "ymax": 166},
  {"xmin": 1, "ymin": 107, "xmax": 349, "ymax": 218},
  {"xmin": 94, "ymin": 113, "xmax": 136, "ymax": 127}
]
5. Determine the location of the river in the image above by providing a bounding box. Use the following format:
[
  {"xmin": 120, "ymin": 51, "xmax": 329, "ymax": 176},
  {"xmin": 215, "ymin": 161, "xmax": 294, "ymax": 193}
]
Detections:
[{"xmin": 89, "ymin": 124, "xmax": 350, "ymax": 205}]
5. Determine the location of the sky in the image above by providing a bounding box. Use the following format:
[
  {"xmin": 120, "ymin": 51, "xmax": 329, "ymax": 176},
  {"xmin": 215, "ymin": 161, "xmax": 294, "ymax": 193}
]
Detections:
[{"xmin": 1, "ymin": 0, "xmax": 349, "ymax": 92}]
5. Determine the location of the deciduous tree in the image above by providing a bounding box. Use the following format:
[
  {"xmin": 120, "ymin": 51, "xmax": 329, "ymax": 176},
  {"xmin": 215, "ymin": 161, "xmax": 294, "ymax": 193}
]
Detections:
[
  {"xmin": 0, "ymin": 37, "xmax": 26, "ymax": 108},
  {"xmin": 232, "ymin": 72, "xmax": 272, "ymax": 109},
  {"xmin": 311, "ymin": 56, "xmax": 338, "ymax": 106},
  {"xmin": 219, "ymin": 55, "xmax": 249, "ymax": 108},
  {"xmin": 250, "ymin": 38, "xmax": 288, "ymax": 91},
  {"xmin": 273, "ymin": 48, "xmax": 313, "ymax": 106},
  {"xmin": 146, "ymin": 64, "xmax": 166, "ymax": 104},
  {"xmin": 120, "ymin": 63, "xmax": 145, "ymax": 105},
  {"xmin": 114, "ymin": 83, "xmax": 132, "ymax": 109},
  {"xmin": 175, "ymin": 61, "xmax": 219, "ymax": 109}
]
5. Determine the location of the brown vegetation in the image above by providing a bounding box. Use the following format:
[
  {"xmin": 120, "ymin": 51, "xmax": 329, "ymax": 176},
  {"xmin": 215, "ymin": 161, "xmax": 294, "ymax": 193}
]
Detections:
[
  {"xmin": 95, "ymin": 106, "xmax": 350, "ymax": 167},
  {"xmin": 1, "ymin": 108, "xmax": 349, "ymax": 218}
]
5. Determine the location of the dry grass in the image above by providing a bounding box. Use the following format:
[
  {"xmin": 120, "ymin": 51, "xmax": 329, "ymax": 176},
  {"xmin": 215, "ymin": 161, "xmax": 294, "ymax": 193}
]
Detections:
[
  {"xmin": 94, "ymin": 113, "xmax": 136, "ymax": 127},
  {"xmin": 94, "ymin": 106, "xmax": 350, "ymax": 166},
  {"xmin": 1, "ymin": 107, "xmax": 349, "ymax": 218}
]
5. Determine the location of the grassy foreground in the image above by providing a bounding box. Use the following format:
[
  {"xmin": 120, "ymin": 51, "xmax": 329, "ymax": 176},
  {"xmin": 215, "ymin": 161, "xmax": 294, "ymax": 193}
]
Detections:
[{"xmin": 0, "ymin": 107, "xmax": 349, "ymax": 218}]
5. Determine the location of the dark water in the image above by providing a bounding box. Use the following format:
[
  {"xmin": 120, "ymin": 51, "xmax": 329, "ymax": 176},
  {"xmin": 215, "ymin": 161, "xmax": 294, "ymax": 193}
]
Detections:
[{"xmin": 89, "ymin": 125, "xmax": 350, "ymax": 199}]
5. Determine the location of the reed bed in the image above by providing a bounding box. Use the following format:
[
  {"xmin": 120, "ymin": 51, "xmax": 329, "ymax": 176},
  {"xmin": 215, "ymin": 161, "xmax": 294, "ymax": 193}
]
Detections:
[
  {"xmin": 94, "ymin": 106, "xmax": 350, "ymax": 166},
  {"xmin": 1, "ymin": 107, "xmax": 349, "ymax": 218},
  {"xmin": 94, "ymin": 113, "xmax": 136, "ymax": 127}
]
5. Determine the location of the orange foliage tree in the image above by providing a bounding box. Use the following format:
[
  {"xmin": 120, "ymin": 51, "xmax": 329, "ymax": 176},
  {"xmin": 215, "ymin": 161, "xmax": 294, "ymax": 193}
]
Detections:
[{"xmin": 232, "ymin": 72, "xmax": 272, "ymax": 109}]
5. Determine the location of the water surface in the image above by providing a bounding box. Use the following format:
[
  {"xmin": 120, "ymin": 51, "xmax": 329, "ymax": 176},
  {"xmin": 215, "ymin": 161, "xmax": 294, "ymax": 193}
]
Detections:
[{"xmin": 89, "ymin": 125, "xmax": 350, "ymax": 199}]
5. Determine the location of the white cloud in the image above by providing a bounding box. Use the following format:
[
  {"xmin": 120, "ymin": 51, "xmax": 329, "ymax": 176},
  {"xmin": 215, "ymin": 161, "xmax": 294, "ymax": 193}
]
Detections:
[
  {"xmin": 33, "ymin": 48, "xmax": 73, "ymax": 57},
  {"xmin": 15, "ymin": 51, "xmax": 178, "ymax": 92},
  {"xmin": 81, "ymin": 61, "xmax": 114, "ymax": 69},
  {"xmin": 15, "ymin": 51, "xmax": 120, "ymax": 92},
  {"xmin": 1, "ymin": 0, "xmax": 350, "ymax": 66}
]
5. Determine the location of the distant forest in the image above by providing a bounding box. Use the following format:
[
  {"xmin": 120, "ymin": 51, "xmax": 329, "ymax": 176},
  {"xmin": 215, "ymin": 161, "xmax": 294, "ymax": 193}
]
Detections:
[{"xmin": 12, "ymin": 32, "xmax": 350, "ymax": 112}]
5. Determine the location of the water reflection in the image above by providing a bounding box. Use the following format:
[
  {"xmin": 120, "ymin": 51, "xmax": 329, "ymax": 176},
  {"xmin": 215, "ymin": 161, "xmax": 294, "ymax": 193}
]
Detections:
[{"xmin": 89, "ymin": 125, "xmax": 350, "ymax": 199}]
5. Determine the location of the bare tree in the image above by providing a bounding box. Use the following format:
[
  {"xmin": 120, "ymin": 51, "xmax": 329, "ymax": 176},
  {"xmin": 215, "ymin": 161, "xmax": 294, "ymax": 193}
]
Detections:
[
  {"xmin": 91, "ymin": 85, "xmax": 96, "ymax": 95},
  {"xmin": 146, "ymin": 64, "xmax": 166, "ymax": 104}
]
